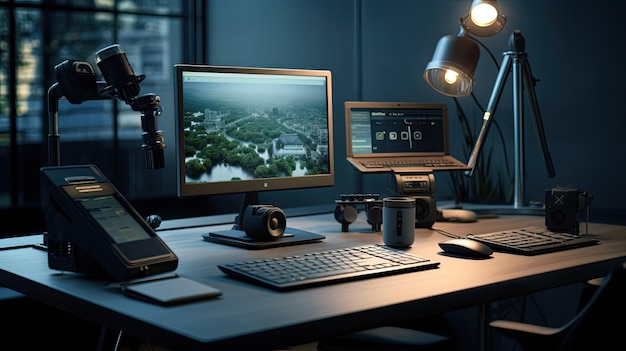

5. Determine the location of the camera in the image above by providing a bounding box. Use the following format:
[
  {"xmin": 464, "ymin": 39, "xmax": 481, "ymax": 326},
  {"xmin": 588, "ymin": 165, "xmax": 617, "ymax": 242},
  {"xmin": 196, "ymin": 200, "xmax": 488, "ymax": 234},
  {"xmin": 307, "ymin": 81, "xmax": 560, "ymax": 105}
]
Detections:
[
  {"xmin": 388, "ymin": 171, "xmax": 437, "ymax": 228},
  {"xmin": 50, "ymin": 44, "xmax": 164, "ymax": 170},
  {"xmin": 242, "ymin": 205, "xmax": 287, "ymax": 240},
  {"xmin": 545, "ymin": 187, "xmax": 591, "ymax": 234}
]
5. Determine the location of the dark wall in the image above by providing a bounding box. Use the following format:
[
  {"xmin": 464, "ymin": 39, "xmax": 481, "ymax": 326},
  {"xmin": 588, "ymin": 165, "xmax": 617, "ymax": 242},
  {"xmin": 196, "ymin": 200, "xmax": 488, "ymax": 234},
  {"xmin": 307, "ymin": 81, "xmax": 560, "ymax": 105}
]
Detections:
[
  {"xmin": 205, "ymin": 0, "xmax": 357, "ymax": 210},
  {"xmin": 205, "ymin": 0, "xmax": 626, "ymax": 213}
]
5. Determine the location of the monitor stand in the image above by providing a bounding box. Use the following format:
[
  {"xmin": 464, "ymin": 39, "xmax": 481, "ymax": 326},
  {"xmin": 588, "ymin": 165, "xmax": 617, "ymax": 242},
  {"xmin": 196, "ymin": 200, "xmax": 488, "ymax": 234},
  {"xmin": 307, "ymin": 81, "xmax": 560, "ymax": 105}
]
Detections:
[{"xmin": 203, "ymin": 192, "xmax": 325, "ymax": 249}]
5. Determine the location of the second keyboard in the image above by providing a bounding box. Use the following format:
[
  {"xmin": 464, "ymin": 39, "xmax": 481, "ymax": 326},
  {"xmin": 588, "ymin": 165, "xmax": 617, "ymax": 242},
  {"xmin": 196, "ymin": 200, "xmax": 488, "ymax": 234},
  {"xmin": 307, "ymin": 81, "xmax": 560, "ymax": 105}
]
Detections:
[{"xmin": 467, "ymin": 226, "xmax": 598, "ymax": 255}]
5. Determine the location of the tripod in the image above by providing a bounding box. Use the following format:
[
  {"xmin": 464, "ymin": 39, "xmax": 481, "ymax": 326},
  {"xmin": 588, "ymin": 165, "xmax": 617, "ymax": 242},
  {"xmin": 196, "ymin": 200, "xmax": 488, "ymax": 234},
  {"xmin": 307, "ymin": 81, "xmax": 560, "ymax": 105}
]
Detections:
[{"xmin": 466, "ymin": 30, "xmax": 555, "ymax": 209}]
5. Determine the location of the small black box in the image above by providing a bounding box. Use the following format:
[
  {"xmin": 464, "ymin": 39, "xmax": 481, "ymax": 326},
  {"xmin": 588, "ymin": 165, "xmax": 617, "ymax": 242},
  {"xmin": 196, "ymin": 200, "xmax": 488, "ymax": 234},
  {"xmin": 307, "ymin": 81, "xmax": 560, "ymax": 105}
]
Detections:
[{"xmin": 545, "ymin": 187, "xmax": 588, "ymax": 234}]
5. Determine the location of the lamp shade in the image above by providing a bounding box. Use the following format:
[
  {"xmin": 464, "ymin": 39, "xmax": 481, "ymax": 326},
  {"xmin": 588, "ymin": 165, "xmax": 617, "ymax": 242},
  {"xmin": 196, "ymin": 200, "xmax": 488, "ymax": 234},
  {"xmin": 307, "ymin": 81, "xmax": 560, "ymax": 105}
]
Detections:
[
  {"xmin": 463, "ymin": 0, "xmax": 507, "ymax": 37},
  {"xmin": 423, "ymin": 34, "xmax": 479, "ymax": 97}
]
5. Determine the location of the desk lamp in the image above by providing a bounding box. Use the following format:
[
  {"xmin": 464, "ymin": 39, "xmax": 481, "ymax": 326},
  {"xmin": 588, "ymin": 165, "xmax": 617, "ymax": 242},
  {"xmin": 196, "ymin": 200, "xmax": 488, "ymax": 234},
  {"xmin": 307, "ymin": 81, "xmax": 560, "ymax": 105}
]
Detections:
[{"xmin": 424, "ymin": 0, "xmax": 555, "ymax": 209}]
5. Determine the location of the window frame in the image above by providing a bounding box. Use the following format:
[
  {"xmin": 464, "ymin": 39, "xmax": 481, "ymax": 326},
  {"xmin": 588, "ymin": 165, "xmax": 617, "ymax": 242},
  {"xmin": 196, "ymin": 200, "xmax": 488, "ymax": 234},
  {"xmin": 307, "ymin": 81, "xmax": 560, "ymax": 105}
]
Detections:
[{"xmin": 1, "ymin": 0, "xmax": 204, "ymax": 236}]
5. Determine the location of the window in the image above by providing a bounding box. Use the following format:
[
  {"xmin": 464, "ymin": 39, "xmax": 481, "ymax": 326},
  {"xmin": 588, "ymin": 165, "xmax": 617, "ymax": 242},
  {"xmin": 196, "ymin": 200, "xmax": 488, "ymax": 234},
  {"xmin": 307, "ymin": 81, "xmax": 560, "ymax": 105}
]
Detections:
[{"xmin": 1, "ymin": 0, "xmax": 198, "ymax": 234}]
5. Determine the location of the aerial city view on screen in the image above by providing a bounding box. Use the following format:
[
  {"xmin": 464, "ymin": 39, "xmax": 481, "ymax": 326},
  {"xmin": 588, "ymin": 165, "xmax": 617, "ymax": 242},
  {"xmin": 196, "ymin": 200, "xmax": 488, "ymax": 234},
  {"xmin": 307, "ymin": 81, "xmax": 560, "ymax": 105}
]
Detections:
[{"xmin": 181, "ymin": 76, "xmax": 331, "ymax": 184}]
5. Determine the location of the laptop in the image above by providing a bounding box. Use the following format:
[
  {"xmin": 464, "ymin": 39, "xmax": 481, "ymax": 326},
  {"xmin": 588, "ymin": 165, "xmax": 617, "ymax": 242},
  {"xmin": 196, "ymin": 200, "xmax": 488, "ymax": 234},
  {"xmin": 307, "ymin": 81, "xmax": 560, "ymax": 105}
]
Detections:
[{"xmin": 344, "ymin": 101, "xmax": 470, "ymax": 173}]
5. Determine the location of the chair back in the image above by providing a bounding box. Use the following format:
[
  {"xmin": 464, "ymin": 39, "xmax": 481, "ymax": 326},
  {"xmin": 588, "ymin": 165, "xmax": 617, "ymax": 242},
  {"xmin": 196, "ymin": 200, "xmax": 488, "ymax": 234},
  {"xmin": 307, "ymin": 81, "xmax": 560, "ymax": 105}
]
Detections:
[{"xmin": 557, "ymin": 264, "xmax": 626, "ymax": 350}]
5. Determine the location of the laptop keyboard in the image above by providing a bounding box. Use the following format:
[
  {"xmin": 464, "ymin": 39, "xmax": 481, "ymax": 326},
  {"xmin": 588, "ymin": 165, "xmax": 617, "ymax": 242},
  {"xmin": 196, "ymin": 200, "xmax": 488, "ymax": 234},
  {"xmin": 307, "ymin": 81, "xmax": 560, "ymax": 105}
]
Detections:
[
  {"xmin": 361, "ymin": 159, "xmax": 461, "ymax": 168},
  {"xmin": 217, "ymin": 244, "xmax": 440, "ymax": 290},
  {"xmin": 467, "ymin": 226, "xmax": 598, "ymax": 255}
]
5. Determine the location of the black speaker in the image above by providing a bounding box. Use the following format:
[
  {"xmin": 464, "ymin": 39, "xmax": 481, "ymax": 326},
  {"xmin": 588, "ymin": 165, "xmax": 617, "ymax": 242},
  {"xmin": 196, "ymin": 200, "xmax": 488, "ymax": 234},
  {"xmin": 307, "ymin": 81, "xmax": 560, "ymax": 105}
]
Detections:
[
  {"xmin": 333, "ymin": 194, "xmax": 383, "ymax": 232},
  {"xmin": 334, "ymin": 205, "xmax": 359, "ymax": 232},
  {"xmin": 413, "ymin": 195, "xmax": 437, "ymax": 228},
  {"xmin": 243, "ymin": 205, "xmax": 287, "ymax": 240},
  {"xmin": 366, "ymin": 204, "xmax": 383, "ymax": 232},
  {"xmin": 545, "ymin": 187, "xmax": 589, "ymax": 234}
]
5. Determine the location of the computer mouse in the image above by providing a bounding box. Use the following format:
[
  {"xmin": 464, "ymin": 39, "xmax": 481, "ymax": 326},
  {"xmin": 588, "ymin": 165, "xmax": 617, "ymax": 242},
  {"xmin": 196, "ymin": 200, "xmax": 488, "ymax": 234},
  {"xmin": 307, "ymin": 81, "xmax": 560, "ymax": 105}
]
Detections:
[{"xmin": 438, "ymin": 238, "xmax": 493, "ymax": 258}]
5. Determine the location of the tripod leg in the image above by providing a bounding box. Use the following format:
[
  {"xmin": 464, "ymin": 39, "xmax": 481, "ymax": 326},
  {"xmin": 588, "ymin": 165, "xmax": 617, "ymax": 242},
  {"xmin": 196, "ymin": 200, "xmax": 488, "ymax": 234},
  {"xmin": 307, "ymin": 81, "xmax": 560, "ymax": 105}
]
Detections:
[
  {"xmin": 521, "ymin": 56, "xmax": 556, "ymax": 178},
  {"xmin": 512, "ymin": 53, "xmax": 525, "ymax": 208},
  {"xmin": 466, "ymin": 53, "xmax": 512, "ymax": 176}
]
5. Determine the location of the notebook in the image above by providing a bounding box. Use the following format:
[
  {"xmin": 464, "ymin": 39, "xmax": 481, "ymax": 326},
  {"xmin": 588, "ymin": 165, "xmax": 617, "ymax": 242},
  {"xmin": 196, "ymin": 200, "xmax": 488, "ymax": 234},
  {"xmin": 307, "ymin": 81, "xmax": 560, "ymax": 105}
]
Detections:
[{"xmin": 344, "ymin": 101, "xmax": 471, "ymax": 173}]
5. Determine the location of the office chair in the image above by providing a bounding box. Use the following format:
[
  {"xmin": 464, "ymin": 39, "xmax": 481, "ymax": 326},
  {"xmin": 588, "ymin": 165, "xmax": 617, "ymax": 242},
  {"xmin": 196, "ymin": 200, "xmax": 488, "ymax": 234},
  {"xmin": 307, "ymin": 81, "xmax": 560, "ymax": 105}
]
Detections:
[{"xmin": 489, "ymin": 263, "xmax": 626, "ymax": 351}]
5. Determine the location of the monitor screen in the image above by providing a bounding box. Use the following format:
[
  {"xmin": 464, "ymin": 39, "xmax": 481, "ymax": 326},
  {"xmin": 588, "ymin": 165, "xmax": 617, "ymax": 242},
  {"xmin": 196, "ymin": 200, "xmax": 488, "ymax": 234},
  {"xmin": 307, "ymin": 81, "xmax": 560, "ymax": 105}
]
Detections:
[{"xmin": 174, "ymin": 64, "xmax": 334, "ymax": 209}]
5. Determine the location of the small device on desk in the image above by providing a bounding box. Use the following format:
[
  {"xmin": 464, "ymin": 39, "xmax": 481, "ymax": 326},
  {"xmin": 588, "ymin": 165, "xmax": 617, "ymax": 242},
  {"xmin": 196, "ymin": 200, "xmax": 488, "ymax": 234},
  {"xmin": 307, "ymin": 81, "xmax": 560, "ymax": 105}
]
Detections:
[
  {"xmin": 40, "ymin": 164, "xmax": 179, "ymax": 282},
  {"xmin": 438, "ymin": 239, "xmax": 493, "ymax": 258},
  {"xmin": 333, "ymin": 193, "xmax": 383, "ymax": 232},
  {"xmin": 119, "ymin": 274, "xmax": 222, "ymax": 305},
  {"xmin": 201, "ymin": 193, "xmax": 326, "ymax": 249}
]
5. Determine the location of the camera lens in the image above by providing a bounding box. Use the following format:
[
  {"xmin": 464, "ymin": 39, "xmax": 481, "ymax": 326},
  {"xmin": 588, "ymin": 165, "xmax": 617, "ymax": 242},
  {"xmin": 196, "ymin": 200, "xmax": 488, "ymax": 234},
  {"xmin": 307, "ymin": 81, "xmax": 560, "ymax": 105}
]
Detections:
[
  {"xmin": 243, "ymin": 205, "xmax": 286, "ymax": 240},
  {"xmin": 95, "ymin": 44, "xmax": 140, "ymax": 102}
]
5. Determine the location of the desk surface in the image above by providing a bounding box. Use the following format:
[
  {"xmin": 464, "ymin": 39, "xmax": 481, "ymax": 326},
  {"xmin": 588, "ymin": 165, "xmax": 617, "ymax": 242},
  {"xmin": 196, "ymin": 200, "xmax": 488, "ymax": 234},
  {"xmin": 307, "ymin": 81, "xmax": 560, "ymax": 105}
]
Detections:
[{"xmin": 1, "ymin": 213, "xmax": 625, "ymax": 350}]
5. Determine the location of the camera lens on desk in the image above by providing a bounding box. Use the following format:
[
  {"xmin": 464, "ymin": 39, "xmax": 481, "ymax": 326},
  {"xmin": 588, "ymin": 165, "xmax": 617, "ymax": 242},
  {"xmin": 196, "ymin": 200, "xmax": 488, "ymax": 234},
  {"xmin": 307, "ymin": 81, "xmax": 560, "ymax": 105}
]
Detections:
[{"xmin": 243, "ymin": 205, "xmax": 287, "ymax": 240}]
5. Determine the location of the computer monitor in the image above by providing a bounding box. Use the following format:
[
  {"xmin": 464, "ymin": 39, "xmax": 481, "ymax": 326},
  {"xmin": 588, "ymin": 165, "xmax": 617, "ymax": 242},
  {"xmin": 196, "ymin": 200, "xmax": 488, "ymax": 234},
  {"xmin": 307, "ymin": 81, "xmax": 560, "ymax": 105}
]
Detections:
[{"xmin": 174, "ymin": 64, "xmax": 334, "ymax": 238}]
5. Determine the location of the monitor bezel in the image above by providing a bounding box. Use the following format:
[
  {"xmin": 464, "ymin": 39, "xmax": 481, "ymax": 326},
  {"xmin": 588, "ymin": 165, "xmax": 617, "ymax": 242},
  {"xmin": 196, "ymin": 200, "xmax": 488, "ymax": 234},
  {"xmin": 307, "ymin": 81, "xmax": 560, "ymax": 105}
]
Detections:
[{"xmin": 174, "ymin": 64, "xmax": 334, "ymax": 198}]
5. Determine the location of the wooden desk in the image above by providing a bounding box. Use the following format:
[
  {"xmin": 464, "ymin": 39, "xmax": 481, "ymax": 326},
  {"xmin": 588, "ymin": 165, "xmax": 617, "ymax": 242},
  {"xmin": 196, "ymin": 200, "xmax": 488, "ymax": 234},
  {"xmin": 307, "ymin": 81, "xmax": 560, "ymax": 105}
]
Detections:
[{"xmin": 0, "ymin": 213, "xmax": 624, "ymax": 350}]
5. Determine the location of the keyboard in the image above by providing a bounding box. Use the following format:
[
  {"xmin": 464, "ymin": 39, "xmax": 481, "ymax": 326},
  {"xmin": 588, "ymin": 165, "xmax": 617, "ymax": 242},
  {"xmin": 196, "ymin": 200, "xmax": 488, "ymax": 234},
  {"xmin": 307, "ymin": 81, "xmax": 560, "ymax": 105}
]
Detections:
[
  {"xmin": 467, "ymin": 226, "xmax": 598, "ymax": 255},
  {"xmin": 361, "ymin": 159, "xmax": 459, "ymax": 168},
  {"xmin": 217, "ymin": 244, "xmax": 440, "ymax": 290}
]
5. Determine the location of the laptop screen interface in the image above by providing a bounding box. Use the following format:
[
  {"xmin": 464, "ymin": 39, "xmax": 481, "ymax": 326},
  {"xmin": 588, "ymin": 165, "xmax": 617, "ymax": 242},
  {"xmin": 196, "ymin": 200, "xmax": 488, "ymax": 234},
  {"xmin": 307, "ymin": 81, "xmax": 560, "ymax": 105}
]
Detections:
[{"xmin": 350, "ymin": 107, "xmax": 445, "ymax": 155}]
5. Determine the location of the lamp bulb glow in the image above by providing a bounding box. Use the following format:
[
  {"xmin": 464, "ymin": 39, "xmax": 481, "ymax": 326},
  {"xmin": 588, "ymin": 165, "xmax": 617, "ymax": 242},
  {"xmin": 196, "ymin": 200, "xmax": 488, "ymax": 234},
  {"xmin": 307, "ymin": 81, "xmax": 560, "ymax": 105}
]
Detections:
[
  {"xmin": 470, "ymin": 3, "xmax": 498, "ymax": 27},
  {"xmin": 444, "ymin": 70, "xmax": 459, "ymax": 84}
]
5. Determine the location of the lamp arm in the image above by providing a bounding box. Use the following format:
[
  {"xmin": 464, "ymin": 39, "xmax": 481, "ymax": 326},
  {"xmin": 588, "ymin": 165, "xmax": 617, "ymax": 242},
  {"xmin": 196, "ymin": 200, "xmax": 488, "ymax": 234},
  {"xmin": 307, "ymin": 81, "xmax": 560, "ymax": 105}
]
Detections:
[
  {"xmin": 465, "ymin": 53, "xmax": 512, "ymax": 176},
  {"xmin": 470, "ymin": 89, "xmax": 514, "ymax": 182}
]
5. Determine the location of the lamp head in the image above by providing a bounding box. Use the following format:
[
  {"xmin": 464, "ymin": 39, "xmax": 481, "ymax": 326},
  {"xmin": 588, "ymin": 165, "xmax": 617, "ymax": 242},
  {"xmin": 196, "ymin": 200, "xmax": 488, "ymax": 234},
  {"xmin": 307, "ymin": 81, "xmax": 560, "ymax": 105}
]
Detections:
[
  {"xmin": 423, "ymin": 32, "xmax": 479, "ymax": 97},
  {"xmin": 462, "ymin": 0, "xmax": 507, "ymax": 37}
]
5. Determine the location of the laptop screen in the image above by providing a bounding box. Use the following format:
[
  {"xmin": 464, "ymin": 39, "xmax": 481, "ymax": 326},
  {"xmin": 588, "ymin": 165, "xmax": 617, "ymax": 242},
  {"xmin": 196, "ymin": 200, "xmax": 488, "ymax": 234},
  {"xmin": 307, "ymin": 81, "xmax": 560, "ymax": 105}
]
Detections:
[{"xmin": 345, "ymin": 102, "xmax": 450, "ymax": 157}]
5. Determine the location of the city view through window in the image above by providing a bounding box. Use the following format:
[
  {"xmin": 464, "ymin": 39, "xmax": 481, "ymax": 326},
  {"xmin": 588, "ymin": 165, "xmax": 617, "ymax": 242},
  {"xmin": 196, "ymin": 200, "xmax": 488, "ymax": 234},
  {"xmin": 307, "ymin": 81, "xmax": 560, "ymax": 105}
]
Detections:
[{"xmin": 1, "ymin": 1, "xmax": 186, "ymax": 209}]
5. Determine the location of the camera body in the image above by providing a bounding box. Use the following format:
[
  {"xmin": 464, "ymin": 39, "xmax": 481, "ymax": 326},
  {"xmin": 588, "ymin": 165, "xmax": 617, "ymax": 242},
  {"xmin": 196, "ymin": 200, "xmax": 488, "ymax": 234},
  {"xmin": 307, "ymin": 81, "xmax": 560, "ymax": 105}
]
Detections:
[
  {"xmin": 545, "ymin": 187, "xmax": 591, "ymax": 235},
  {"xmin": 388, "ymin": 171, "xmax": 437, "ymax": 228},
  {"xmin": 242, "ymin": 204, "xmax": 287, "ymax": 240}
]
